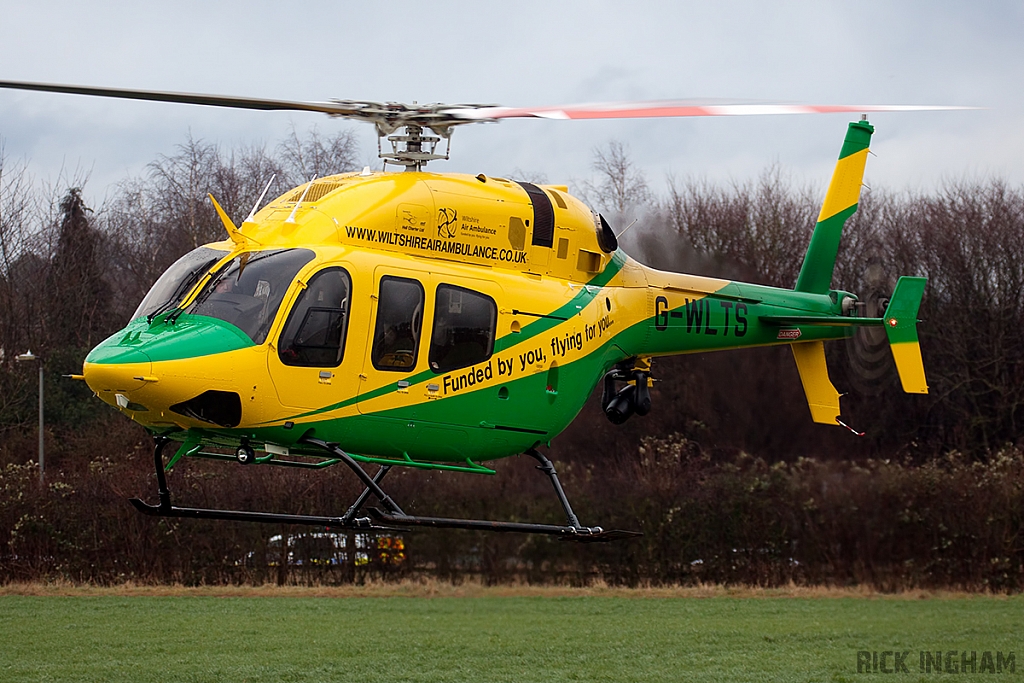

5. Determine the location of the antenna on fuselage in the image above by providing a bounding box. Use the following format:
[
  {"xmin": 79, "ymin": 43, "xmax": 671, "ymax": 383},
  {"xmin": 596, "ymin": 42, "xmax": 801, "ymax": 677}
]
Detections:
[
  {"xmin": 614, "ymin": 218, "xmax": 639, "ymax": 238},
  {"xmin": 285, "ymin": 174, "xmax": 317, "ymax": 224},
  {"xmin": 244, "ymin": 173, "xmax": 276, "ymax": 224}
]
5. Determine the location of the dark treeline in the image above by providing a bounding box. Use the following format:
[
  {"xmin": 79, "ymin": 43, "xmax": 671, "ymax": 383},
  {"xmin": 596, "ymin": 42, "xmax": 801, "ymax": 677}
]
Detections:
[
  {"xmin": 0, "ymin": 134, "xmax": 1022, "ymax": 588},
  {"xmin": 2, "ymin": 434, "xmax": 1020, "ymax": 590}
]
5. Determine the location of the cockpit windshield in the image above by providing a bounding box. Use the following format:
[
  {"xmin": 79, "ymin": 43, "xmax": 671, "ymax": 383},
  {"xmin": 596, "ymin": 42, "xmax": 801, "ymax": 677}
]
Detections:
[
  {"xmin": 185, "ymin": 248, "xmax": 315, "ymax": 344},
  {"xmin": 133, "ymin": 246, "xmax": 228, "ymax": 322}
]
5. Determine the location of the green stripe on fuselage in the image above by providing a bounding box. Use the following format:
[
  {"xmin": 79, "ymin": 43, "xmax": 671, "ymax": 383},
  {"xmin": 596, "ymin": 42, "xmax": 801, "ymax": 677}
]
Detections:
[
  {"xmin": 252, "ymin": 321, "xmax": 648, "ymax": 461},
  {"xmin": 262, "ymin": 252, "xmax": 629, "ymax": 424}
]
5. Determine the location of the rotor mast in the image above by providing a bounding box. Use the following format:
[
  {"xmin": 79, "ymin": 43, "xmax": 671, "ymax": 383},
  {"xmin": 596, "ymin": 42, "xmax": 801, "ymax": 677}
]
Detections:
[
  {"xmin": 378, "ymin": 123, "xmax": 448, "ymax": 172},
  {"xmin": 357, "ymin": 101, "xmax": 499, "ymax": 172}
]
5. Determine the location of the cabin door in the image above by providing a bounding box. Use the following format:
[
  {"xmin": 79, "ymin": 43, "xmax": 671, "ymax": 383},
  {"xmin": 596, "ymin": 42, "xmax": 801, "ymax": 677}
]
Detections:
[
  {"xmin": 356, "ymin": 266, "xmax": 432, "ymax": 424},
  {"xmin": 268, "ymin": 264, "xmax": 361, "ymax": 411}
]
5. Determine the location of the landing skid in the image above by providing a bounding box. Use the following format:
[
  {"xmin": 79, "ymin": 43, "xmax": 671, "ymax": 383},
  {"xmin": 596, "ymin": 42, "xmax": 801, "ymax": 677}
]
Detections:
[
  {"xmin": 129, "ymin": 436, "xmax": 641, "ymax": 542},
  {"xmin": 129, "ymin": 498, "xmax": 387, "ymax": 529},
  {"xmin": 367, "ymin": 509, "xmax": 639, "ymax": 542}
]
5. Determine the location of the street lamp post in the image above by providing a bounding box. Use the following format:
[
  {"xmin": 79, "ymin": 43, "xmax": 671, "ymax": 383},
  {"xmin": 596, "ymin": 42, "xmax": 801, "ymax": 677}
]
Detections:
[{"xmin": 15, "ymin": 350, "xmax": 43, "ymax": 484}]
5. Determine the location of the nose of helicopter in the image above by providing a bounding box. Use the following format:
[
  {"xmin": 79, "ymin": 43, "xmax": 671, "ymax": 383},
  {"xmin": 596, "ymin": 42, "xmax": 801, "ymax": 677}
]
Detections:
[
  {"xmin": 82, "ymin": 315, "xmax": 259, "ymax": 424},
  {"xmin": 83, "ymin": 342, "xmax": 154, "ymax": 398}
]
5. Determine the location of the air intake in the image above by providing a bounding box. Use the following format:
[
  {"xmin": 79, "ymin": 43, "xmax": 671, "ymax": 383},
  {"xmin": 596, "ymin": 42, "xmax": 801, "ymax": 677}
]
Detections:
[
  {"xmin": 286, "ymin": 181, "xmax": 345, "ymax": 203},
  {"xmin": 170, "ymin": 390, "xmax": 242, "ymax": 428}
]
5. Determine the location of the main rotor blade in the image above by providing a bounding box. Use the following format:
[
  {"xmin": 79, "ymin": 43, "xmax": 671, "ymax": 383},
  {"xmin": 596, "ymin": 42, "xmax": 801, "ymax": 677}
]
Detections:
[
  {"xmin": 0, "ymin": 79, "xmax": 361, "ymax": 116},
  {"xmin": 452, "ymin": 101, "xmax": 977, "ymax": 121},
  {"xmin": 0, "ymin": 80, "xmax": 975, "ymax": 129}
]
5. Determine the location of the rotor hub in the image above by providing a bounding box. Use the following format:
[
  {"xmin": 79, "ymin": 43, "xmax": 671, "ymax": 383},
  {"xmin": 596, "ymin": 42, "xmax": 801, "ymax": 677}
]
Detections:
[
  {"xmin": 379, "ymin": 125, "xmax": 448, "ymax": 171},
  {"xmin": 321, "ymin": 101, "xmax": 500, "ymax": 171}
]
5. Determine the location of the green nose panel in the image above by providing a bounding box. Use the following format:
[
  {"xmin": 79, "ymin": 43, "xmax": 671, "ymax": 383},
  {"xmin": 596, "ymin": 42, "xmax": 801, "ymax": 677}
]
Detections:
[
  {"xmin": 84, "ymin": 344, "xmax": 152, "ymax": 366},
  {"xmin": 87, "ymin": 315, "xmax": 254, "ymax": 365}
]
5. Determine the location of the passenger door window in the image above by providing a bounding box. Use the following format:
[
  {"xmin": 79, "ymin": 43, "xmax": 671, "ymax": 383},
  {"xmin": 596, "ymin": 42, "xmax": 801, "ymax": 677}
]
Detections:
[
  {"xmin": 371, "ymin": 276, "xmax": 425, "ymax": 372},
  {"xmin": 429, "ymin": 284, "xmax": 497, "ymax": 373},
  {"xmin": 278, "ymin": 268, "xmax": 351, "ymax": 367}
]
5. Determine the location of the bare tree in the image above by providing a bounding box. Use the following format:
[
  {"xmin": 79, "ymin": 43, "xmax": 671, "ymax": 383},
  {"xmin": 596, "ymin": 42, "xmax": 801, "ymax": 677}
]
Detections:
[
  {"xmin": 146, "ymin": 134, "xmax": 224, "ymax": 250},
  {"xmin": 581, "ymin": 141, "xmax": 653, "ymax": 221},
  {"xmin": 0, "ymin": 142, "xmax": 33, "ymax": 351},
  {"xmin": 664, "ymin": 167, "xmax": 815, "ymax": 286},
  {"xmin": 509, "ymin": 168, "xmax": 548, "ymax": 185},
  {"xmin": 898, "ymin": 181, "xmax": 1024, "ymax": 451},
  {"xmin": 277, "ymin": 125, "xmax": 360, "ymax": 188},
  {"xmin": 46, "ymin": 188, "xmax": 111, "ymax": 349},
  {"xmin": 95, "ymin": 128, "xmax": 359, "ymax": 323},
  {"xmin": 0, "ymin": 144, "xmax": 38, "ymax": 429}
]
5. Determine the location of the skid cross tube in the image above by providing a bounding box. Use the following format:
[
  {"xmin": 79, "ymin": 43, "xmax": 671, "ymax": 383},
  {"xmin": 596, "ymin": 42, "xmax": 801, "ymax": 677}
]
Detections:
[
  {"xmin": 300, "ymin": 437, "xmax": 405, "ymax": 516},
  {"xmin": 341, "ymin": 465, "xmax": 391, "ymax": 524}
]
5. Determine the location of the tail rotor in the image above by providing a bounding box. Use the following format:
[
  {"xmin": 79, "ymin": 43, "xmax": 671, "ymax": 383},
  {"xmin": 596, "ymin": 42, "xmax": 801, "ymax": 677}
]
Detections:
[{"xmin": 845, "ymin": 256, "xmax": 896, "ymax": 396}]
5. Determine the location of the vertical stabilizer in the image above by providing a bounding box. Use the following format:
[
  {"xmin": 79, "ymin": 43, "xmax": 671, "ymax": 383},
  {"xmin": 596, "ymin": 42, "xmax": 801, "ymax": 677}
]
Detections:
[
  {"xmin": 794, "ymin": 120, "xmax": 874, "ymax": 293},
  {"xmin": 791, "ymin": 341, "xmax": 842, "ymax": 425}
]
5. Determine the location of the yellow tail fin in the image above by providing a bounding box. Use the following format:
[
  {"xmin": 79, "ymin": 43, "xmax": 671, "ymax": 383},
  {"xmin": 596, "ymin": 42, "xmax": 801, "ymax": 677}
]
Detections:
[{"xmin": 791, "ymin": 341, "xmax": 841, "ymax": 425}]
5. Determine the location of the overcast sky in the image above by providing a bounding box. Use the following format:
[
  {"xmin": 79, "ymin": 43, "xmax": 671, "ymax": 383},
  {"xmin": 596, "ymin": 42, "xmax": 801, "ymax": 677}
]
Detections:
[{"xmin": 0, "ymin": 1, "xmax": 1020, "ymax": 207}]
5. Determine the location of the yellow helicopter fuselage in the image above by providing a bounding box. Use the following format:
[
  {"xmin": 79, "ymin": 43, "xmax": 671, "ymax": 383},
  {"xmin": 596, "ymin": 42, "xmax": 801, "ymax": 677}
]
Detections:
[
  {"xmin": 85, "ymin": 171, "xmax": 664, "ymax": 463},
  {"xmin": 83, "ymin": 122, "xmax": 925, "ymax": 470}
]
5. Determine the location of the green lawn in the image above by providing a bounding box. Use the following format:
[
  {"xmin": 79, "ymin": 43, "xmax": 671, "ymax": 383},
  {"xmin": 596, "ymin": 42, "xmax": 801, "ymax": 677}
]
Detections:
[{"xmin": 0, "ymin": 592, "xmax": 1019, "ymax": 682}]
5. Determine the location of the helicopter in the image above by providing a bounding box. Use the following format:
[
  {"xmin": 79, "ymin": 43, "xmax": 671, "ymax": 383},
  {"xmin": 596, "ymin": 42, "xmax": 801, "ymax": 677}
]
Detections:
[{"xmin": 0, "ymin": 80, "xmax": 950, "ymax": 541}]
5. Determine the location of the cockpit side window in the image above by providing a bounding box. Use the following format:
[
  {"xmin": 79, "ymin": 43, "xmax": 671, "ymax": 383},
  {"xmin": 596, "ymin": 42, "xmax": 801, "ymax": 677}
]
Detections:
[
  {"xmin": 278, "ymin": 268, "xmax": 351, "ymax": 367},
  {"xmin": 132, "ymin": 246, "xmax": 228, "ymax": 321},
  {"xmin": 429, "ymin": 284, "xmax": 496, "ymax": 374},
  {"xmin": 371, "ymin": 276, "xmax": 424, "ymax": 372},
  {"xmin": 186, "ymin": 248, "xmax": 315, "ymax": 344}
]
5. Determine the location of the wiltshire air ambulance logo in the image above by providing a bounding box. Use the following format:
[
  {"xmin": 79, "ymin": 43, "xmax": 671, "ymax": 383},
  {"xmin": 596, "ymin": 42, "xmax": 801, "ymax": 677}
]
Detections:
[{"xmin": 437, "ymin": 208, "xmax": 458, "ymax": 239}]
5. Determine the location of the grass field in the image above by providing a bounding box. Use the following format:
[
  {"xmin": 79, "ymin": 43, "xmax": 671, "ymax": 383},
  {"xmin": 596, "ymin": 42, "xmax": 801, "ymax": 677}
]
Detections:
[{"xmin": 0, "ymin": 585, "xmax": 1019, "ymax": 682}]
